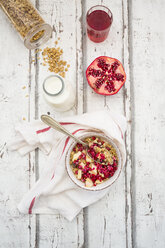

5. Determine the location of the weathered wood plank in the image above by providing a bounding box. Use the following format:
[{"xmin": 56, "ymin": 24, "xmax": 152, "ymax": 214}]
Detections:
[
  {"xmin": 83, "ymin": 0, "xmax": 131, "ymax": 247},
  {"xmin": 31, "ymin": 0, "xmax": 84, "ymax": 247},
  {"xmin": 122, "ymin": 0, "xmax": 133, "ymax": 247},
  {"xmin": 132, "ymin": 0, "xmax": 165, "ymax": 247},
  {"xmin": 0, "ymin": 6, "xmax": 36, "ymax": 248}
]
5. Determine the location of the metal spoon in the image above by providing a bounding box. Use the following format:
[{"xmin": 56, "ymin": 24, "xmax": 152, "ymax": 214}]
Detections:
[
  {"xmin": 41, "ymin": 114, "xmax": 105, "ymax": 164},
  {"xmin": 41, "ymin": 114, "xmax": 88, "ymax": 147}
]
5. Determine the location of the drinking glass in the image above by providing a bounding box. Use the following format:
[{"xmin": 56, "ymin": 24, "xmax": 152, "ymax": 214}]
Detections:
[{"xmin": 86, "ymin": 5, "xmax": 113, "ymax": 43}]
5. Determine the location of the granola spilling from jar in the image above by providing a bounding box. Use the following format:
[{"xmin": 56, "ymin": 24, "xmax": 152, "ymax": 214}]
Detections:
[
  {"xmin": 0, "ymin": 0, "xmax": 44, "ymax": 39},
  {"xmin": 70, "ymin": 136, "xmax": 118, "ymax": 187}
]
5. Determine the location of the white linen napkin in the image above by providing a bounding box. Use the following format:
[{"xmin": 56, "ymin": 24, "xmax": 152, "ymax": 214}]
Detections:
[{"xmin": 8, "ymin": 110, "xmax": 126, "ymax": 221}]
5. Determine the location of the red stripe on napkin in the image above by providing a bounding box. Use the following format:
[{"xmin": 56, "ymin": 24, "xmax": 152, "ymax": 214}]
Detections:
[
  {"xmin": 36, "ymin": 122, "xmax": 76, "ymax": 134},
  {"xmin": 36, "ymin": 127, "xmax": 51, "ymax": 134},
  {"xmin": 61, "ymin": 128, "xmax": 85, "ymax": 155},
  {"xmin": 51, "ymin": 128, "xmax": 85, "ymax": 180},
  {"xmin": 51, "ymin": 174, "xmax": 54, "ymax": 180},
  {"xmin": 29, "ymin": 197, "xmax": 36, "ymax": 214},
  {"xmin": 111, "ymin": 119, "xmax": 124, "ymax": 139}
]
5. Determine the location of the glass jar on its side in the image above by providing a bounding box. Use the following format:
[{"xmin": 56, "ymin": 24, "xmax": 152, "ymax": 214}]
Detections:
[{"xmin": 0, "ymin": 0, "xmax": 52, "ymax": 49}]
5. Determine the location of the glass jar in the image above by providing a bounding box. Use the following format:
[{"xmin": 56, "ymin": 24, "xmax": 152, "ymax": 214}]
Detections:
[
  {"xmin": 0, "ymin": 0, "xmax": 52, "ymax": 49},
  {"xmin": 43, "ymin": 75, "xmax": 75, "ymax": 112}
]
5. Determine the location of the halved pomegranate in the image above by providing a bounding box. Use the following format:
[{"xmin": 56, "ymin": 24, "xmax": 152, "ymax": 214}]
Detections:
[{"xmin": 86, "ymin": 56, "xmax": 126, "ymax": 95}]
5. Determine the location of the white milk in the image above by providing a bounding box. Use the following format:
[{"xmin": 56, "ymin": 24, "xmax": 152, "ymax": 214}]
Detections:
[
  {"xmin": 44, "ymin": 76, "xmax": 63, "ymax": 95},
  {"xmin": 43, "ymin": 75, "xmax": 75, "ymax": 112}
]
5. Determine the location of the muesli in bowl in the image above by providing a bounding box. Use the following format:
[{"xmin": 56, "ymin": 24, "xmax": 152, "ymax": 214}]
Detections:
[{"xmin": 65, "ymin": 132, "xmax": 122, "ymax": 191}]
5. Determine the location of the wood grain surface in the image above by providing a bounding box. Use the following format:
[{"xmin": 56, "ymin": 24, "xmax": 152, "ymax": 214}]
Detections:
[{"xmin": 0, "ymin": 0, "xmax": 165, "ymax": 247}]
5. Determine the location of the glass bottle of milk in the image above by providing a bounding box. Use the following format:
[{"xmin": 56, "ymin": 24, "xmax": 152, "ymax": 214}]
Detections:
[{"xmin": 43, "ymin": 75, "xmax": 75, "ymax": 112}]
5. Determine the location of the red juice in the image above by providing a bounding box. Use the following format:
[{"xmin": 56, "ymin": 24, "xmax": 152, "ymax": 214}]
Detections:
[{"xmin": 86, "ymin": 6, "xmax": 113, "ymax": 43}]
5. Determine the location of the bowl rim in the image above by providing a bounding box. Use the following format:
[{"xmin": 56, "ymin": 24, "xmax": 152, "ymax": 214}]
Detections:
[{"xmin": 65, "ymin": 131, "xmax": 122, "ymax": 191}]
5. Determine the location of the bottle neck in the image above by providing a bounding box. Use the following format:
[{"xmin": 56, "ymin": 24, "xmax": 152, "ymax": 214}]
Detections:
[{"xmin": 43, "ymin": 75, "xmax": 65, "ymax": 97}]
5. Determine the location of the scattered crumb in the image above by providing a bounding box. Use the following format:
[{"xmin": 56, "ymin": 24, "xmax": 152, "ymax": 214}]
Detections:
[
  {"xmin": 41, "ymin": 44, "xmax": 69, "ymax": 78},
  {"xmin": 67, "ymin": 64, "xmax": 70, "ymax": 67},
  {"xmin": 55, "ymin": 41, "xmax": 58, "ymax": 45},
  {"xmin": 23, "ymin": 117, "xmax": 26, "ymax": 120},
  {"xmin": 58, "ymin": 37, "xmax": 60, "ymax": 40},
  {"xmin": 25, "ymin": 95, "xmax": 29, "ymax": 98},
  {"xmin": 22, "ymin": 86, "xmax": 26, "ymax": 89},
  {"xmin": 59, "ymin": 72, "xmax": 65, "ymax": 78}
]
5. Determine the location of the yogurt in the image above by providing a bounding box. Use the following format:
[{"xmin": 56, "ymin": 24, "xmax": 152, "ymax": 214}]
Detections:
[{"xmin": 43, "ymin": 75, "xmax": 75, "ymax": 112}]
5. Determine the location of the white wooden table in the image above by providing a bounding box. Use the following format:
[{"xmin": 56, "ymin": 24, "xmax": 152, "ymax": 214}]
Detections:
[{"xmin": 0, "ymin": 0, "xmax": 165, "ymax": 247}]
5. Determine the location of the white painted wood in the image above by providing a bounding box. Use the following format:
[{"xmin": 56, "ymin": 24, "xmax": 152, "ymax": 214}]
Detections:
[
  {"xmin": 122, "ymin": 0, "xmax": 133, "ymax": 247},
  {"xmin": 83, "ymin": 0, "xmax": 130, "ymax": 247},
  {"xmin": 132, "ymin": 0, "xmax": 165, "ymax": 247},
  {"xmin": 29, "ymin": 0, "xmax": 84, "ymax": 247},
  {"xmin": 0, "ymin": 6, "xmax": 36, "ymax": 248}
]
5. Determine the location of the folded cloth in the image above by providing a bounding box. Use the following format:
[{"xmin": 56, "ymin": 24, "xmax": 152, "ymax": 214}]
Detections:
[{"xmin": 8, "ymin": 110, "xmax": 126, "ymax": 221}]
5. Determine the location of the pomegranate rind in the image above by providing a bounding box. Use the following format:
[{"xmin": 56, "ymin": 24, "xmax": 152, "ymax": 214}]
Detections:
[{"xmin": 86, "ymin": 56, "xmax": 126, "ymax": 96}]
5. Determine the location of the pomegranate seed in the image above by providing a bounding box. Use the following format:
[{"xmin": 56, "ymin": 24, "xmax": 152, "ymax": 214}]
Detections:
[{"xmin": 115, "ymin": 73, "xmax": 124, "ymax": 82}]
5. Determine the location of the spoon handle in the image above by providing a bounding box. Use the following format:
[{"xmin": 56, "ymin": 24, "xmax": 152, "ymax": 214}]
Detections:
[{"xmin": 41, "ymin": 115, "xmax": 87, "ymax": 147}]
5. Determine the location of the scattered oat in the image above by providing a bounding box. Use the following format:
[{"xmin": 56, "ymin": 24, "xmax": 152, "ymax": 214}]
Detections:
[
  {"xmin": 41, "ymin": 45, "xmax": 70, "ymax": 78},
  {"xmin": 25, "ymin": 94, "xmax": 29, "ymax": 98},
  {"xmin": 59, "ymin": 72, "xmax": 65, "ymax": 78},
  {"xmin": 55, "ymin": 41, "xmax": 58, "ymax": 45},
  {"xmin": 67, "ymin": 64, "xmax": 70, "ymax": 67},
  {"xmin": 23, "ymin": 117, "xmax": 26, "ymax": 120}
]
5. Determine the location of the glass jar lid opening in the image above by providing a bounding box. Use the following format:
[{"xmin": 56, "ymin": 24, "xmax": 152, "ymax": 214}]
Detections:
[
  {"xmin": 24, "ymin": 23, "xmax": 52, "ymax": 49},
  {"xmin": 43, "ymin": 75, "xmax": 65, "ymax": 96}
]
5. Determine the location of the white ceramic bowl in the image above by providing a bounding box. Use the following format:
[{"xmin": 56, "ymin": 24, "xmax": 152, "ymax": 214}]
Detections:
[{"xmin": 65, "ymin": 132, "xmax": 122, "ymax": 191}]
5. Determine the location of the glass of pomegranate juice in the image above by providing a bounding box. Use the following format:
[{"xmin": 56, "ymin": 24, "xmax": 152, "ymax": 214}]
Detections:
[{"xmin": 86, "ymin": 5, "xmax": 113, "ymax": 43}]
